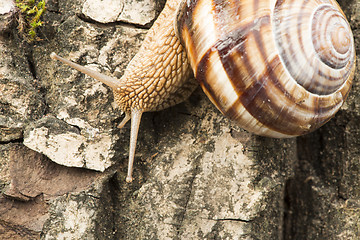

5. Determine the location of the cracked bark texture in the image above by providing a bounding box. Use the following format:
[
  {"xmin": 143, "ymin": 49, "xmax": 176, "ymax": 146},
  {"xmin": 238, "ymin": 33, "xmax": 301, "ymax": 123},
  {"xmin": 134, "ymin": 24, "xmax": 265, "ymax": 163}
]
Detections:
[{"xmin": 0, "ymin": 0, "xmax": 359, "ymax": 239}]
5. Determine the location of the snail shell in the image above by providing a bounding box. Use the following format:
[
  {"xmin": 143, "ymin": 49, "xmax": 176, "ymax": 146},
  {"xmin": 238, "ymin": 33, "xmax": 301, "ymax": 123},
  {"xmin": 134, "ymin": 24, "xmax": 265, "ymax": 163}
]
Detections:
[{"xmin": 176, "ymin": 0, "xmax": 355, "ymax": 137}]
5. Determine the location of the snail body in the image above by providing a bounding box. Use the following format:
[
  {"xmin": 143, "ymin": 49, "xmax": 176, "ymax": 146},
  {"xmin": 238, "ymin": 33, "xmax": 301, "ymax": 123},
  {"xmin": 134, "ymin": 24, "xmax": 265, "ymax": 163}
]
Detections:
[{"xmin": 51, "ymin": 0, "xmax": 355, "ymax": 181}]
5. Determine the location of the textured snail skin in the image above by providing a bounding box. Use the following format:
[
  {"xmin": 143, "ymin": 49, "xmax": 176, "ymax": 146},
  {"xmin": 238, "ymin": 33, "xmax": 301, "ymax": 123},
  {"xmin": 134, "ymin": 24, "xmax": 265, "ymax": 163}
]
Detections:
[
  {"xmin": 177, "ymin": 0, "xmax": 355, "ymax": 137},
  {"xmin": 113, "ymin": 0, "xmax": 196, "ymax": 114},
  {"xmin": 51, "ymin": 0, "xmax": 355, "ymax": 181}
]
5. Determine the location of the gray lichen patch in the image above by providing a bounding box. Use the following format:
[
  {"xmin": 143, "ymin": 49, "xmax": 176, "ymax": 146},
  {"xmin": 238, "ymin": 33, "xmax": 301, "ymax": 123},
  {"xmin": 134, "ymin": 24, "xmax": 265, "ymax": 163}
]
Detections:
[
  {"xmin": 0, "ymin": 32, "xmax": 46, "ymax": 142},
  {"xmin": 0, "ymin": 0, "xmax": 15, "ymax": 33},
  {"xmin": 43, "ymin": 194, "xmax": 98, "ymax": 239},
  {"xmin": 23, "ymin": 116, "xmax": 116, "ymax": 171},
  {"xmin": 0, "ymin": 74, "xmax": 46, "ymax": 143},
  {"xmin": 82, "ymin": 0, "xmax": 158, "ymax": 25},
  {"xmin": 42, "ymin": 178, "xmax": 116, "ymax": 240},
  {"xmin": 0, "ymin": 1, "xmax": 15, "ymax": 15},
  {"xmin": 0, "ymin": 79, "xmax": 45, "ymax": 126}
]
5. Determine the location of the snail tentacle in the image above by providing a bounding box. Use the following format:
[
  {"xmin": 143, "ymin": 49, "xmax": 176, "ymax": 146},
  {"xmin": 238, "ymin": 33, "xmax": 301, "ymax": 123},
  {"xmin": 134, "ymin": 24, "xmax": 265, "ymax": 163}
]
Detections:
[
  {"xmin": 126, "ymin": 109, "xmax": 143, "ymax": 183},
  {"xmin": 118, "ymin": 113, "xmax": 131, "ymax": 129},
  {"xmin": 50, "ymin": 52, "xmax": 122, "ymax": 90}
]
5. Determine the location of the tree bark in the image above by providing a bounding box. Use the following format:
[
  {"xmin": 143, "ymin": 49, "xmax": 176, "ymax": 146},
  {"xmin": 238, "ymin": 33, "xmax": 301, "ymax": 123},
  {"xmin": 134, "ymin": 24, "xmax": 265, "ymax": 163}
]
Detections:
[{"xmin": 0, "ymin": 0, "xmax": 359, "ymax": 239}]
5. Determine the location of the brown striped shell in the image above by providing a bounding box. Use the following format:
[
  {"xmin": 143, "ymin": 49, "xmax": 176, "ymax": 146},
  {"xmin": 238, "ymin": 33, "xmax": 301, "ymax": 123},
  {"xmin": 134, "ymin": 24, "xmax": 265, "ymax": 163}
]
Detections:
[{"xmin": 176, "ymin": 0, "xmax": 355, "ymax": 137}]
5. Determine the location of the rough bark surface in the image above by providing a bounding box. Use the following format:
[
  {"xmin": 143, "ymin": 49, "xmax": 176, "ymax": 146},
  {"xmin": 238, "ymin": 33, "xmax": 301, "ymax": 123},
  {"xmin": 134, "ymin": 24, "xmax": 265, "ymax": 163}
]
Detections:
[{"xmin": 0, "ymin": 0, "xmax": 359, "ymax": 239}]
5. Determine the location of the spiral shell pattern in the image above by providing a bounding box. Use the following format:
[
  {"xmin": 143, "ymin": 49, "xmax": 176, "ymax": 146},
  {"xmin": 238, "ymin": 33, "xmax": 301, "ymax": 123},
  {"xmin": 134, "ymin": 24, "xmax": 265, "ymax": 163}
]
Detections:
[{"xmin": 176, "ymin": 0, "xmax": 355, "ymax": 137}]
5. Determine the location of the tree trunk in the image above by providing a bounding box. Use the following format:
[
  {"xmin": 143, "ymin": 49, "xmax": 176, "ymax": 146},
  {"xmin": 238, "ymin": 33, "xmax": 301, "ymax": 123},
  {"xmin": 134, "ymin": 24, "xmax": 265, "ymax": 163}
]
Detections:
[{"xmin": 0, "ymin": 0, "xmax": 359, "ymax": 239}]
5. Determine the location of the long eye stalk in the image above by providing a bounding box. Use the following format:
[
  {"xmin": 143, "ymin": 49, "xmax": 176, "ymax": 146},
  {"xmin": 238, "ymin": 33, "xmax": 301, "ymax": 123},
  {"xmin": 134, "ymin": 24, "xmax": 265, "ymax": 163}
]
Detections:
[
  {"xmin": 126, "ymin": 109, "xmax": 143, "ymax": 182},
  {"xmin": 50, "ymin": 52, "xmax": 122, "ymax": 90}
]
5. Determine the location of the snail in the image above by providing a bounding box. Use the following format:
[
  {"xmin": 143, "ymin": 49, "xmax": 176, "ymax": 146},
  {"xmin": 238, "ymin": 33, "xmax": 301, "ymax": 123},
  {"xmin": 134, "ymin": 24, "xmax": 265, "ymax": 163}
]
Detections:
[{"xmin": 50, "ymin": 0, "xmax": 355, "ymax": 182}]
